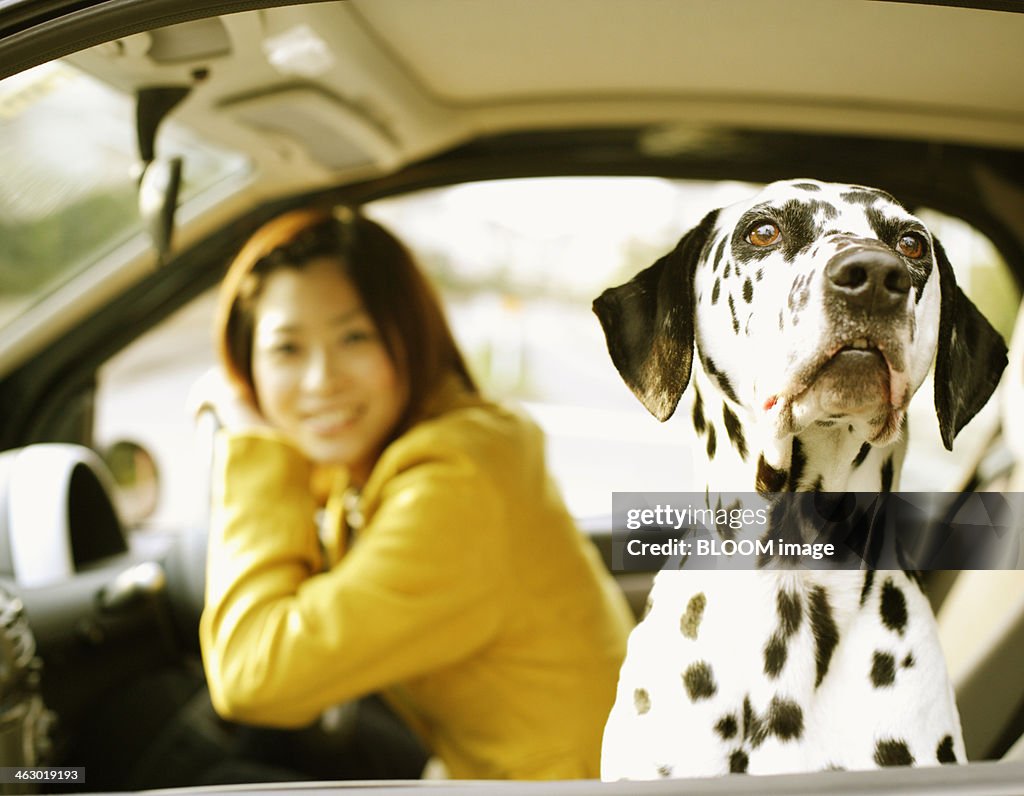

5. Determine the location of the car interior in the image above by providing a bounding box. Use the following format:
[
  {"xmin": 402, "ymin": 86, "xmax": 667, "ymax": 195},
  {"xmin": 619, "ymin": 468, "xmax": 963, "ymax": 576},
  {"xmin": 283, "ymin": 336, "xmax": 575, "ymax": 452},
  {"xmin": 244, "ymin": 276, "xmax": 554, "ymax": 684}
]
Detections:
[{"xmin": 1, "ymin": 1, "xmax": 1023, "ymax": 793}]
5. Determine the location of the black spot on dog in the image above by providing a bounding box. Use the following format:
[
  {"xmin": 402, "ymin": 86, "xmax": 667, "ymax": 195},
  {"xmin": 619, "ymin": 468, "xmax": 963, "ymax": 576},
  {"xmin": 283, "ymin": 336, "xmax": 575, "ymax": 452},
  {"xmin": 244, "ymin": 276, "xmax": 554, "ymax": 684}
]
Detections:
[
  {"xmin": 776, "ymin": 591, "xmax": 801, "ymax": 637},
  {"xmin": 742, "ymin": 696, "xmax": 768, "ymax": 748},
  {"xmin": 853, "ymin": 442, "xmax": 871, "ymax": 468},
  {"xmin": 788, "ymin": 273, "xmax": 811, "ymax": 314},
  {"xmin": 793, "ymin": 182, "xmax": 822, "ymax": 191},
  {"xmin": 683, "ymin": 661, "xmax": 717, "ymax": 701},
  {"xmin": 714, "ymin": 499, "xmax": 738, "ymax": 542},
  {"xmin": 692, "ymin": 388, "xmax": 706, "ymax": 435},
  {"xmin": 656, "ymin": 764, "xmax": 672, "ymax": 778},
  {"xmin": 860, "ymin": 569, "xmax": 875, "ymax": 606},
  {"xmin": 756, "ymin": 454, "xmax": 788, "ymax": 495},
  {"xmin": 716, "ymin": 371, "xmax": 740, "ymax": 405},
  {"xmin": 781, "ymin": 200, "xmax": 837, "ymax": 261},
  {"xmin": 739, "ymin": 696, "xmax": 805, "ymax": 748},
  {"xmin": 902, "ymin": 652, "xmax": 915, "ymax": 669},
  {"xmin": 728, "ymin": 294, "xmax": 740, "ymax": 334},
  {"xmin": 722, "ymin": 404, "xmax": 748, "ymax": 461},
  {"xmin": 706, "ymin": 424, "xmax": 718, "ymax": 459},
  {"xmin": 788, "ymin": 438, "xmax": 807, "ymax": 490},
  {"xmin": 681, "ymin": 592, "xmax": 706, "ymax": 639},
  {"xmin": 908, "ymin": 262, "xmax": 929, "ymax": 303},
  {"xmin": 809, "ymin": 586, "xmax": 838, "ymax": 687},
  {"xmin": 712, "ymin": 277, "xmax": 721, "ymax": 305},
  {"xmin": 700, "ymin": 355, "xmax": 741, "ymax": 404},
  {"xmin": 871, "ymin": 651, "xmax": 896, "ymax": 687},
  {"xmin": 881, "ymin": 456, "xmax": 894, "ymax": 492},
  {"xmin": 763, "ymin": 634, "xmax": 787, "ymax": 678},
  {"xmin": 866, "ymin": 205, "xmax": 906, "ymax": 248},
  {"xmin": 724, "ymin": 260, "xmax": 732, "ymax": 279},
  {"xmin": 729, "ymin": 750, "xmax": 749, "ymax": 774},
  {"xmin": 715, "ymin": 714, "xmax": 738, "ymax": 740},
  {"xmin": 743, "ymin": 277, "xmax": 754, "ymax": 304},
  {"xmin": 768, "ymin": 697, "xmax": 804, "ymax": 741},
  {"xmin": 634, "ymin": 688, "xmax": 651, "ymax": 715},
  {"xmin": 841, "ymin": 190, "xmax": 878, "ymax": 206},
  {"xmin": 778, "ymin": 309, "xmax": 784, "ymax": 331},
  {"xmin": 937, "ymin": 735, "xmax": 958, "ymax": 764},
  {"xmin": 757, "ymin": 267, "xmax": 764, "ymax": 282},
  {"xmin": 881, "ymin": 578, "xmax": 908, "ymax": 636},
  {"xmin": 713, "ymin": 236, "xmax": 727, "ymax": 272},
  {"xmin": 874, "ymin": 738, "xmax": 915, "ymax": 767},
  {"xmin": 842, "ymin": 187, "xmax": 899, "ymax": 207}
]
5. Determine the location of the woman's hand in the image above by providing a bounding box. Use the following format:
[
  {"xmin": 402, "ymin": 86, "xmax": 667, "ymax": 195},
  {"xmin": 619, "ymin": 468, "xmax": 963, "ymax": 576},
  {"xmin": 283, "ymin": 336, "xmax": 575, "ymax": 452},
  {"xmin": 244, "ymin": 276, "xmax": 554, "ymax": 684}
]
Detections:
[{"xmin": 189, "ymin": 367, "xmax": 274, "ymax": 433}]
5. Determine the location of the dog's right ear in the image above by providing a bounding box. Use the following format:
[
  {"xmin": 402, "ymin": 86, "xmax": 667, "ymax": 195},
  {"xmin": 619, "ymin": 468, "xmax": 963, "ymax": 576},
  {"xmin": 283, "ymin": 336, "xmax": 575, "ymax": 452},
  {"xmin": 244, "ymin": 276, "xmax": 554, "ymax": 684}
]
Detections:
[
  {"xmin": 593, "ymin": 210, "xmax": 719, "ymax": 421},
  {"xmin": 932, "ymin": 237, "xmax": 1008, "ymax": 450}
]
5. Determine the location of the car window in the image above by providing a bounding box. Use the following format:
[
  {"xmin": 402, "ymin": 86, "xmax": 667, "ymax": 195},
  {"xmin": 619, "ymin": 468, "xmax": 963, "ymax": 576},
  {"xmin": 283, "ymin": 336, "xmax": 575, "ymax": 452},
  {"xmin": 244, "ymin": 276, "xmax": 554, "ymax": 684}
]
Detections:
[
  {"xmin": 0, "ymin": 60, "xmax": 247, "ymax": 330},
  {"xmin": 93, "ymin": 178, "xmax": 1020, "ymax": 530}
]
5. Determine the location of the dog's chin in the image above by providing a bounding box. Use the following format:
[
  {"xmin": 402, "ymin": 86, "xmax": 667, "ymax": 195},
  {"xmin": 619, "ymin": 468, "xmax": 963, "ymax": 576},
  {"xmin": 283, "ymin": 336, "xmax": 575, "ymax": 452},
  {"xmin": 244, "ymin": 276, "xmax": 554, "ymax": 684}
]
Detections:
[
  {"xmin": 813, "ymin": 349, "xmax": 891, "ymax": 413},
  {"xmin": 775, "ymin": 349, "xmax": 905, "ymax": 443}
]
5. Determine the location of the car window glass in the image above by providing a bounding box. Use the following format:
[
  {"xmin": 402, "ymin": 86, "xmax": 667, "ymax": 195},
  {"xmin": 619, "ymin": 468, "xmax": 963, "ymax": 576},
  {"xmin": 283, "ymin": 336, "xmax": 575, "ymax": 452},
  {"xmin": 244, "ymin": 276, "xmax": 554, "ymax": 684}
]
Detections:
[
  {"xmin": 94, "ymin": 179, "xmax": 1020, "ymax": 531},
  {"xmin": 0, "ymin": 60, "xmax": 247, "ymax": 331},
  {"xmin": 364, "ymin": 178, "xmax": 763, "ymax": 517}
]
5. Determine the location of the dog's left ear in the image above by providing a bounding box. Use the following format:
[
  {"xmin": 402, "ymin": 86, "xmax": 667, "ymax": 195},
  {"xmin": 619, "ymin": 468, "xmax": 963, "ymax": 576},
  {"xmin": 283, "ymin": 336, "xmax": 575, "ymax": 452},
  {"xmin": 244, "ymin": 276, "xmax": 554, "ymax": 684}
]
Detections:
[
  {"xmin": 593, "ymin": 210, "xmax": 718, "ymax": 421},
  {"xmin": 933, "ymin": 238, "xmax": 1008, "ymax": 450}
]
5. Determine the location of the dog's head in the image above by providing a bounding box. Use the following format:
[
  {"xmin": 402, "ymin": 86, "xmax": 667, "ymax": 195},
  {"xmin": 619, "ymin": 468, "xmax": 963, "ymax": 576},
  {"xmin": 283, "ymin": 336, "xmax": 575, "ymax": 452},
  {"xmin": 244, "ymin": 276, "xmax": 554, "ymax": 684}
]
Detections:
[{"xmin": 594, "ymin": 179, "xmax": 1007, "ymax": 450}]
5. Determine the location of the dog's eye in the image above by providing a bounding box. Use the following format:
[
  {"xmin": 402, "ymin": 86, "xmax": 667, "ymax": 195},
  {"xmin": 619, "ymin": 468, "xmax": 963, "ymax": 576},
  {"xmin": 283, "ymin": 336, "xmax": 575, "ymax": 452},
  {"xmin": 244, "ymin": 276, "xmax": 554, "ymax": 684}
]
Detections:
[
  {"xmin": 897, "ymin": 232, "xmax": 927, "ymax": 259},
  {"xmin": 747, "ymin": 222, "xmax": 781, "ymax": 247}
]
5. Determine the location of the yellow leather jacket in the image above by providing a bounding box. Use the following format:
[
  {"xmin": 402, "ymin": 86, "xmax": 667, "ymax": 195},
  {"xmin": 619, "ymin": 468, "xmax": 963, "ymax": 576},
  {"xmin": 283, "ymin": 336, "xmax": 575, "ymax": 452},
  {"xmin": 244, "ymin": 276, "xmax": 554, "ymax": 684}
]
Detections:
[{"xmin": 199, "ymin": 376, "xmax": 633, "ymax": 779}]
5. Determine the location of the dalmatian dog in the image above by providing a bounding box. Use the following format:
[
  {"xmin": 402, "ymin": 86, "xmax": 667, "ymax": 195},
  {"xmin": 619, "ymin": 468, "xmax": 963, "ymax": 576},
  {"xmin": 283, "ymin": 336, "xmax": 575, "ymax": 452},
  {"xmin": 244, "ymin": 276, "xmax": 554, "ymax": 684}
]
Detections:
[{"xmin": 594, "ymin": 179, "xmax": 1008, "ymax": 779}]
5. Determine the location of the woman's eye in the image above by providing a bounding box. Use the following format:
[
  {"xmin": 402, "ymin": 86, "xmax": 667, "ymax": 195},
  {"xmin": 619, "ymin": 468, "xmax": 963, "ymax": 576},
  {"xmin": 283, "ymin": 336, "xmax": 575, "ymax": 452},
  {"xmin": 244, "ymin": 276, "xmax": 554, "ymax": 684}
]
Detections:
[
  {"xmin": 271, "ymin": 341, "xmax": 301, "ymax": 357},
  {"xmin": 747, "ymin": 221, "xmax": 781, "ymax": 247},
  {"xmin": 897, "ymin": 232, "xmax": 926, "ymax": 259},
  {"xmin": 340, "ymin": 329, "xmax": 372, "ymax": 345}
]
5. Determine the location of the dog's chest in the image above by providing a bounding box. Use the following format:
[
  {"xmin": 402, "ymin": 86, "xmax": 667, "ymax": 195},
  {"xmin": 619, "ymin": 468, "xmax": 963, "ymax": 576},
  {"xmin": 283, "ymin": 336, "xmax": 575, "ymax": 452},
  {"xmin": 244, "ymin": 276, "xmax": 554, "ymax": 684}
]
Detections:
[{"xmin": 602, "ymin": 568, "xmax": 963, "ymax": 779}]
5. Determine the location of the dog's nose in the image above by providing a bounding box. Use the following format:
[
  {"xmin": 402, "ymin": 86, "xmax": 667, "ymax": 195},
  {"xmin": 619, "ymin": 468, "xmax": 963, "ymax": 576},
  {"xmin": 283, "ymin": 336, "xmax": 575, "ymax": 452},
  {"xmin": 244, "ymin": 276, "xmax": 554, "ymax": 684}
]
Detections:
[{"xmin": 825, "ymin": 246, "xmax": 911, "ymax": 313}]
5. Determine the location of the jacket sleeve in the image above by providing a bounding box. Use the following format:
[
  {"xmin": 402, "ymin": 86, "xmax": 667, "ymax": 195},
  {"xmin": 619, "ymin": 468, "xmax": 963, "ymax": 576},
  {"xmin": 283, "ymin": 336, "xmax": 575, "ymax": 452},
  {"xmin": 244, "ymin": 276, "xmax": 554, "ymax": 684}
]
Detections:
[{"xmin": 199, "ymin": 432, "xmax": 504, "ymax": 727}]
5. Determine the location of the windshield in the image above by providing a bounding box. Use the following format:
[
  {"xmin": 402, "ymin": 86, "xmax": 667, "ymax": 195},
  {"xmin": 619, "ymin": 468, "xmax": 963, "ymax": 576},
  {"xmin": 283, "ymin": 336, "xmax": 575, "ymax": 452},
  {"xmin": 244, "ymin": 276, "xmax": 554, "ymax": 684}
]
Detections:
[{"xmin": 0, "ymin": 60, "xmax": 247, "ymax": 330}]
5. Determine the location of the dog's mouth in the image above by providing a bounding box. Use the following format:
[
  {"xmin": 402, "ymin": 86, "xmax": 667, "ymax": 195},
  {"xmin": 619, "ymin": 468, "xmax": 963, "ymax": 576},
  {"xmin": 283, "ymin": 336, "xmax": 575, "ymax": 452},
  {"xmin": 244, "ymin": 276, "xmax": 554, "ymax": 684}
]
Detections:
[
  {"xmin": 815, "ymin": 345, "xmax": 891, "ymax": 409},
  {"xmin": 825, "ymin": 340, "xmax": 889, "ymax": 375},
  {"xmin": 778, "ymin": 338, "xmax": 894, "ymax": 400},
  {"xmin": 764, "ymin": 336, "xmax": 908, "ymax": 442}
]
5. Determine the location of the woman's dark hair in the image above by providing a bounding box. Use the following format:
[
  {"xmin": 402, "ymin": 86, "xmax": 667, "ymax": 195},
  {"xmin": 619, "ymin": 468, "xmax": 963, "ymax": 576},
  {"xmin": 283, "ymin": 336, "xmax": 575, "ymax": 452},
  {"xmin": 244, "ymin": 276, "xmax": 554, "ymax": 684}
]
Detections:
[{"xmin": 215, "ymin": 207, "xmax": 476, "ymax": 431}]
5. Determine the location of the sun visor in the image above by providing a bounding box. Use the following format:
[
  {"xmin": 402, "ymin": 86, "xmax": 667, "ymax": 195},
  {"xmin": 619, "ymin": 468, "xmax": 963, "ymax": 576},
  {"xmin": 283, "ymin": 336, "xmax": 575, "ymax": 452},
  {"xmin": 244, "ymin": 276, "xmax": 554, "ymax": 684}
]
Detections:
[{"xmin": 222, "ymin": 86, "xmax": 400, "ymax": 174}]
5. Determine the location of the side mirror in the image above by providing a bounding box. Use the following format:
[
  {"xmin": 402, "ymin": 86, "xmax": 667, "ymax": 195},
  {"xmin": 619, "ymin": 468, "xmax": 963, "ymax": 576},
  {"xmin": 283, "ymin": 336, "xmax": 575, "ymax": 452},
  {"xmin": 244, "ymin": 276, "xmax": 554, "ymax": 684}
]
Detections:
[{"xmin": 102, "ymin": 440, "xmax": 160, "ymax": 527}]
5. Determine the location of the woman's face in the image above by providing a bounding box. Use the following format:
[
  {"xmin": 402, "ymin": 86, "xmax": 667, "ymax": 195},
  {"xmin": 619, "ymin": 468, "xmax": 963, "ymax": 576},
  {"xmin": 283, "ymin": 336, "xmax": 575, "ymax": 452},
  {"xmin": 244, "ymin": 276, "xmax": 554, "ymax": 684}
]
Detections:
[{"xmin": 251, "ymin": 256, "xmax": 406, "ymax": 481}]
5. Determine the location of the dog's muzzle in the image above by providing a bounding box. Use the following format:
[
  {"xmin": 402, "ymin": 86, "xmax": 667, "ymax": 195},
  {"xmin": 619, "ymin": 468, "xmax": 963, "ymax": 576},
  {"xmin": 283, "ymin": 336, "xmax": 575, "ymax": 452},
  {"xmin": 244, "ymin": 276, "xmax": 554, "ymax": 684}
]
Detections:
[{"xmin": 777, "ymin": 241, "xmax": 916, "ymax": 440}]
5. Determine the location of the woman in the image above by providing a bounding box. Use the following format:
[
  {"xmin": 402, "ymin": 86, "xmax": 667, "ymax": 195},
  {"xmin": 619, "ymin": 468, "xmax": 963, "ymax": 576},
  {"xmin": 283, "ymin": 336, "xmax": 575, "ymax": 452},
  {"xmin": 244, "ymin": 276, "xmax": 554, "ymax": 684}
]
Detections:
[{"xmin": 198, "ymin": 207, "xmax": 633, "ymax": 780}]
